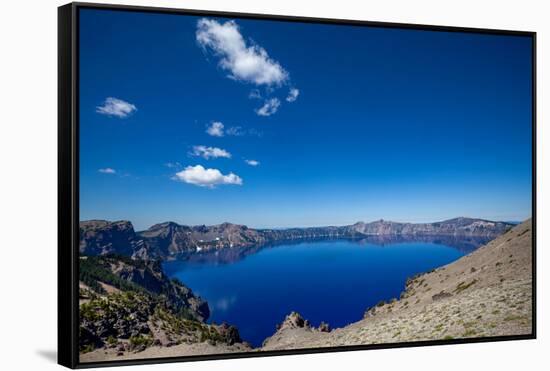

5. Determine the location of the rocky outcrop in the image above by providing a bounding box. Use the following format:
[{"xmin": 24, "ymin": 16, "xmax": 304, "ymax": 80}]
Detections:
[
  {"xmin": 276, "ymin": 312, "xmax": 311, "ymax": 331},
  {"xmin": 261, "ymin": 312, "xmax": 332, "ymax": 349},
  {"xmin": 79, "ymin": 220, "xmax": 138, "ymax": 256},
  {"xmin": 80, "ymin": 218, "xmax": 514, "ymax": 260},
  {"xmin": 275, "ymin": 312, "xmax": 332, "ymax": 333},
  {"xmin": 79, "ymin": 255, "xmax": 209, "ymax": 321},
  {"xmin": 79, "ymin": 255, "xmax": 249, "ymax": 359},
  {"xmin": 262, "ymin": 219, "xmax": 533, "ymax": 350}
]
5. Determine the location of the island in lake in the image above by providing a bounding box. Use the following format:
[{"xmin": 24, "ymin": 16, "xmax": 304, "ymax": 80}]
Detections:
[{"xmin": 78, "ymin": 217, "xmax": 533, "ymax": 362}]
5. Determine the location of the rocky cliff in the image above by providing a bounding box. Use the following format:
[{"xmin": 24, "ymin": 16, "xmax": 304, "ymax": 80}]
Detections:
[
  {"xmin": 80, "ymin": 217, "xmax": 514, "ymax": 260},
  {"xmin": 79, "ymin": 255, "xmax": 250, "ymax": 361},
  {"xmin": 79, "ymin": 220, "xmax": 138, "ymax": 256},
  {"xmin": 347, "ymin": 217, "xmax": 512, "ymax": 237}
]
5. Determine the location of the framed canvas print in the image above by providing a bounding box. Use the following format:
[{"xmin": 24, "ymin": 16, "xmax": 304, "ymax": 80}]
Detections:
[{"xmin": 58, "ymin": 2, "xmax": 536, "ymax": 368}]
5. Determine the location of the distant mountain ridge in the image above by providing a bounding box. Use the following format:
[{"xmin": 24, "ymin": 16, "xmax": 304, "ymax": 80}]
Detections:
[
  {"xmin": 80, "ymin": 217, "xmax": 514, "ymax": 260},
  {"xmin": 347, "ymin": 217, "xmax": 510, "ymax": 236}
]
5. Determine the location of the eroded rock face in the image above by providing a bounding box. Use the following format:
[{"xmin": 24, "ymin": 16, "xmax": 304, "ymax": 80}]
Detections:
[
  {"xmin": 138, "ymin": 222, "xmax": 269, "ymax": 257},
  {"xmin": 80, "ymin": 220, "xmax": 137, "ymax": 256}
]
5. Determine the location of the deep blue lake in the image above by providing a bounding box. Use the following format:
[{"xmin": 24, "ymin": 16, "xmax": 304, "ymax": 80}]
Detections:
[{"xmin": 163, "ymin": 238, "xmax": 482, "ymax": 347}]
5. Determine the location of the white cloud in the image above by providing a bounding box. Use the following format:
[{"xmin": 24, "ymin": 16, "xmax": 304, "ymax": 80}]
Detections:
[
  {"xmin": 226, "ymin": 126, "xmax": 245, "ymax": 136},
  {"xmin": 248, "ymin": 89, "xmax": 262, "ymax": 99},
  {"xmin": 191, "ymin": 145, "xmax": 232, "ymax": 159},
  {"xmin": 206, "ymin": 121, "xmax": 224, "ymax": 137},
  {"xmin": 164, "ymin": 162, "xmax": 181, "ymax": 169},
  {"xmin": 227, "ymin": 126, "xmax": 263, "ymax": 137},
  {"xmin": 256, "ymin": 98, "xmax": 280, "ymax": 116},
  {"xmin": 204, "ymin": 123, "xmax": 259, "ymax": 137},
  {"xmin": 286, "ymin": 88, "xmax": 300, "ymax": 102},
  {"xmin": 174, "ymin": 165, "xmax": 243, "ymax": 188},
  {"xmin": 96, "ymin": 97, "xmax": 136, "ymax": 118},
  {"xmin": 196, "ymin": 19, "xmax": 288, "ymax": 86},
  {"xmin": 245, "ymin": 159, "xmax": 260, "ymax": 166},
  {"xmin": 98, "ymin": 168, "xmax": 116, "ymax": 174}
]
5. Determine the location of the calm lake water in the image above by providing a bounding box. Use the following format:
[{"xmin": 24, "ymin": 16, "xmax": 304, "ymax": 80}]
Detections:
[{"xmin": 163, "ymin": 238, "xmax": 483, "ymax": 347}]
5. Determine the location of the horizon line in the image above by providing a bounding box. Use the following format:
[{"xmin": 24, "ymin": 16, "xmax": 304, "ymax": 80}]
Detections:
[{"xmin": 80, "ymin": 215, "xmax": 526, "ymax": 232}]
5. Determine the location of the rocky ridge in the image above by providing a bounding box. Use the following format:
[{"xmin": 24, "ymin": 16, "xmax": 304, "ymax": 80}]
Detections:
[{"xmin": 80, "ymin": 217, "xmax": 514, "ymax": 260}]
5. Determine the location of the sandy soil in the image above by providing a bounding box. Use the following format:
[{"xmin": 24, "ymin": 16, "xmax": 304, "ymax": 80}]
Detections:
[{"xmin": 80, "ymin": 341, "xmax": 250, "ymax": 362}]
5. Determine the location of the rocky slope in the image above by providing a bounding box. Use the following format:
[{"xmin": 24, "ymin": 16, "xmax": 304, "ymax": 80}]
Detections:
[
  {"xmin": 346, "ymin": 217, "xmax": 512, "ymax": 237},
  {"xmin": 79, "ymin": 255, "xmax": 250, "ymax": 362},
  {"xmin": 80, "ymin": 217, "xmax": 513, "ymax": 260},
  {"xmin": 262, "ymin": 219, "xmax": 532, "ymax": 350},
  {"xmin": 79, "ymin": 255, "xmax": 209, "ymax": 320}
]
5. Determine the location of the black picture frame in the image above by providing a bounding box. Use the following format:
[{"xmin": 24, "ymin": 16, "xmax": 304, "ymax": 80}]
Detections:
[{"xmin": 58, "ymin": 2, "xmax": 537, "ymax": 369}]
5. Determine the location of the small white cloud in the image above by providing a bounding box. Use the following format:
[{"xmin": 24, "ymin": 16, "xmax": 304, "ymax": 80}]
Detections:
[
  {"xmin": 206, "ymin": 121, "xmax": 224, "ymax": 137},
  {"xmin": 248, "ymin": 128, "xmax": 263, "ymax": 137},
  {"xmin": 173, "ymin": 165, "xmax": 243, "ymax": 188},
  {"xmin": 256, "ymin": 98, "xmax": 280, "ymax": 116},
  {"xmin": 248, "ymin": 89, "xmax": 262, "ymax": 100},
  {"xmin": 245, "ymin": 159, "xmax": 260, "ymax": 166},
  {"xmin": 98, "ymin": 168, "xmax": 116, "ymax": 174},
  {"xmin": 205, "ymin": 123, "xmax": 259, "ymax": 137},
  {"xmin": 196, "ymin": 19, "xmax": 288, "ymax": 86},
  {"xmin": 164, "ymin": 162, "xmax": 181, "ymax": 169},
  {"xmin": 191, "ymin": 145, "xmax": 232, "ymax": 159},
  {"xmin": 226, "ymin": 126, "xmax": 245, "ymax": 136},
  {"xmin": 286, "ymin": 88, "xmax": 300, "ymax": 102},
  {"xmin": 96, "ymin": 97, "xmax": 136, "ymax": 118}
]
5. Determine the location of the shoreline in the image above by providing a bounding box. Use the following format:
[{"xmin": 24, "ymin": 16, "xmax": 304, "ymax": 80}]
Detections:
[{"xmin": 162, "ymin": 236, "xmax": 474, "ymax": 348}]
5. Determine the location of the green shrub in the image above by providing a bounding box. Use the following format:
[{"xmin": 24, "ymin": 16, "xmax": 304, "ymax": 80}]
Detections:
[
  {"xmin": 107, "ymin": 336, "xmax": 117, "ymax": 346},
  {"xmin": 80, "ymin": 343, "xmax": 95, "ymax": 353},
  {"xmin": 129, "ymin": 335, "xmax": 153, "ymax": 350}
]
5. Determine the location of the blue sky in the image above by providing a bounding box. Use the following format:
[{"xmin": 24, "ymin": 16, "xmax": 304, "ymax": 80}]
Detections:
[{"xmin": 79, "ymin": 9, "xmax": 533, "ymax": 230}]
